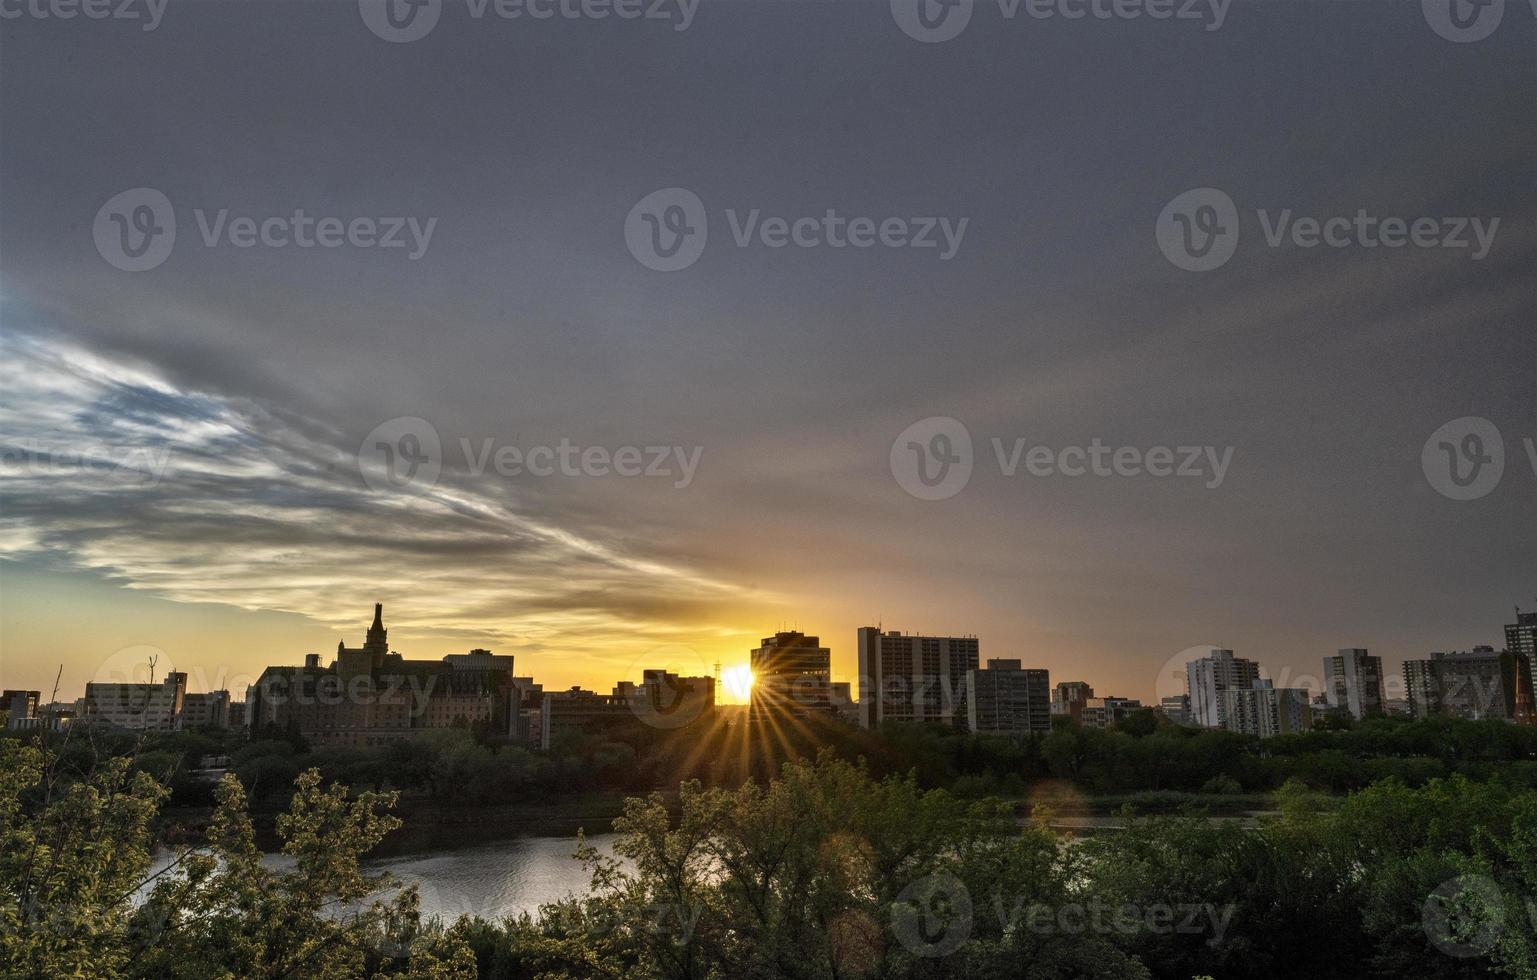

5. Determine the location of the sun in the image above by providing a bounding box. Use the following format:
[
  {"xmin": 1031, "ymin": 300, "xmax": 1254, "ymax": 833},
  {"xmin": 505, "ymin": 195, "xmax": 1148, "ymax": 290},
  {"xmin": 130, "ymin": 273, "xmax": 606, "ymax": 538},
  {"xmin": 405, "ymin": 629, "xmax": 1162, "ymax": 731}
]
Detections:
[{"xmin": 722, "ymin": 664, "xmax": 754, "ymax": 702}]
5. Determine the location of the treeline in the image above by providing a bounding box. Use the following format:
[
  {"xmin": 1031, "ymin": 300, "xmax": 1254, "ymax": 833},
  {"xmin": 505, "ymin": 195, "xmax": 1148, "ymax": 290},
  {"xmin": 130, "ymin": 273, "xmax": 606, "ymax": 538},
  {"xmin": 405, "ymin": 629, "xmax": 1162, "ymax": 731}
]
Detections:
[
  {"xmin": 36, "ymin": 711, "xmax": 1537, "ymax": 814},
  {"xmin": 4, "ymin": 738, "xmax": 1534, "ymax": 980}
]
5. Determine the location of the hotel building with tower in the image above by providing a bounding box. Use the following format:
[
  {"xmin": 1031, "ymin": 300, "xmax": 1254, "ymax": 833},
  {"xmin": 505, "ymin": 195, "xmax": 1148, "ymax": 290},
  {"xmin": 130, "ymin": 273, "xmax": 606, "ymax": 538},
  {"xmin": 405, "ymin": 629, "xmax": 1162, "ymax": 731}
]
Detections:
[{"xmin": 247, "ymin": 604, "xmax": 516, "ymax": 746}]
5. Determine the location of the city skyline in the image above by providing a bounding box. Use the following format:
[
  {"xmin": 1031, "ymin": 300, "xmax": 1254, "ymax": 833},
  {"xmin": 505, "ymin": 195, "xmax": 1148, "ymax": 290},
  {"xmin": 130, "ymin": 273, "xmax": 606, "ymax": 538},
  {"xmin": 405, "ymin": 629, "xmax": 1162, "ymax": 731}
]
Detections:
[
  {"xmin": 9, "ymin": 593, "xmax": 1534, "ymax": 709},
  {"xmin": 1, "ymin": 3, "xmax": 1533, "ymax": 723}
]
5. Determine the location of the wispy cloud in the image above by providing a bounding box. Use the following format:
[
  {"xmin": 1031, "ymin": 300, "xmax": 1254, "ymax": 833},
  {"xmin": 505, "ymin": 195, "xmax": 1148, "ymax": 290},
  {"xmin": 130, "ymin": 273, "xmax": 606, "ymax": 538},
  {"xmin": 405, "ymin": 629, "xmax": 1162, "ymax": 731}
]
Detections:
[{"xmin": 0, "ymin": 322, "xmax": 762, "ymax": 666}]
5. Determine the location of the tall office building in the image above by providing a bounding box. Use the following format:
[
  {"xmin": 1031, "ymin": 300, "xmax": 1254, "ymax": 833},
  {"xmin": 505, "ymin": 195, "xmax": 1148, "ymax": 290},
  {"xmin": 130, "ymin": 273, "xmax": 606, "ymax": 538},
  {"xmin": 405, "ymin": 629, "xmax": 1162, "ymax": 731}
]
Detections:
[
  {"xmin": 81, "ymin": 672, "xmax": 188, "ymax": 731},
  {"xmin": 965, "ymin": 659, "xmax": 1050, "ymax": 735},
  {"xmin": 1403, "ymin": 657, "xmax": 1439, "ymax": 719},
  {"xmin": 1185, "ymin": 649, "xmax": 1261, "ymax": 729},
  {"xmin": 1322, "ymin": 648, "xmax": 1385, "ymax": 720},
  {"xmin": 751, "ymin": 631, "xmax": 832, "ymax": 722},
  {"xmin": 1221, "ymin": 679, "xmax": 1313, "ymax": 738},
  {"xmin": 856, "ymin": 627, "xmax": 979, "ymax": 729},
  {"xmin": 1508, "ymin": 610, "xmax": 1537, "ymax": 684},
  {"xmin": 1401, "ymin": 647, "xmax": 1535, "ymax": 724}
]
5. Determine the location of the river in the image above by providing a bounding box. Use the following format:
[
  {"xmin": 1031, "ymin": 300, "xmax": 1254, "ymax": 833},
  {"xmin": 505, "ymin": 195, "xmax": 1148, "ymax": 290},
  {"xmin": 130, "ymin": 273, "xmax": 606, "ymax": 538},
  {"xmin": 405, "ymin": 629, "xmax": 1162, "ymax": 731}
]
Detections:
[{"xmin": 146, "ymin": 833, "xmax": 620, "ymax": 924}]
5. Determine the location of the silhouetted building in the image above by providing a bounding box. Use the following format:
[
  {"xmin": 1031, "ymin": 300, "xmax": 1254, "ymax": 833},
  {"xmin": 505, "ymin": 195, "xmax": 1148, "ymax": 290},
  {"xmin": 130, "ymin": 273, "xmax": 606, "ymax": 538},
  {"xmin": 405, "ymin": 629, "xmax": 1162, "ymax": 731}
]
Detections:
[
  {"xmin": 1080, "ymin": 696, "xmax": 1143, "ymax": 729},
  {"xmin": 829, "ymin": 681, "xmax": 859, "ymax": 724},
  {"xmin": 248, "ymin": 604, "xmax": 514, "ymax": 746},
  {"xmin": 1222, "ymin": 680, "xmax": 1312, "ymax": 738},
  {"xmin": 1186, "ymin": 649, "xmax": 1261, "ymax": 729},
  {"xmin": 1508, "ymin": 611, "xmax": 1537, "ymax": 685},
  {"xmin": 1051, "ymin": 681, "xmax": 1093, "ymax": 723},
  {"xmin": 180, "ymin": 690, "xmax": 232, "ymax": 729},
  {"xmin": 1159, "ymin": 694, "xmax": 1192, "ymax": 726},
  {"xmin": 2, "ymin": 690, "xmax": 40, "ymax": 728},
  {"xmin": 539, "ymin": 671, "xmax": 715, "ymax": 749},
  {"xmin": 82, "ymin": 672, "xmax": 187, "ymax": 731},
  {"xmin": 509, "ymin": 676, "xmax": 544, "ymax": 744},
  {"xmin": 1323, "ymin": 648, "xmax": 1385, "ymax": 721},
  {"xmin": 966, "ymin": 659, "xmax": 1050, "ymax": 735},
  {"xmin": 856, "ymin": 627, "xmax": 978, "ymax": 729},
  {"xmin": 541, "ymin": 687, "xmax": 632, "ymax": 750},
  {"xmin": 1402, "ymin": 647, "xmax": 1535, "ymax": 724},
  {"xmin": 751, "ymin": 631, "xmax": 832, "ymax": 723}
]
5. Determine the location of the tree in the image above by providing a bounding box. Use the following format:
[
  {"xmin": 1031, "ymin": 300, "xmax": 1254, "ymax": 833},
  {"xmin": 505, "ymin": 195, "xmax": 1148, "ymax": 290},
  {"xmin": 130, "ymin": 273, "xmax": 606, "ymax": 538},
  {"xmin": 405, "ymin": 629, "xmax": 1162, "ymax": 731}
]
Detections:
[{"xmin": 0, "ymin": 739, "xmax": 475, "ymax": 979}]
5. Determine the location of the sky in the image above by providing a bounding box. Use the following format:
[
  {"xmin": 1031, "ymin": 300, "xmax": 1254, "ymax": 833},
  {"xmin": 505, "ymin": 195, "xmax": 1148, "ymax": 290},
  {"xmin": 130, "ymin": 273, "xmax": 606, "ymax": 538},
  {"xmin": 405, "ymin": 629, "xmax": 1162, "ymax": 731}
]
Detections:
[{"xmin": 1, "ymin": 0, "xmax": 1534, "ymax": 706}]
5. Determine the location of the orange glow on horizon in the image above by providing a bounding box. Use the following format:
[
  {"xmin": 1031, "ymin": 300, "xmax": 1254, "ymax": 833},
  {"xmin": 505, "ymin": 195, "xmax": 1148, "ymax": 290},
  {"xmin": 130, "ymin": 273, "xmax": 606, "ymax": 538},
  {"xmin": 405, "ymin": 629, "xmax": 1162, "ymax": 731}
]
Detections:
[{"xmin": 722, "ymin": 664, "xmax": 754, "ymax": 703}]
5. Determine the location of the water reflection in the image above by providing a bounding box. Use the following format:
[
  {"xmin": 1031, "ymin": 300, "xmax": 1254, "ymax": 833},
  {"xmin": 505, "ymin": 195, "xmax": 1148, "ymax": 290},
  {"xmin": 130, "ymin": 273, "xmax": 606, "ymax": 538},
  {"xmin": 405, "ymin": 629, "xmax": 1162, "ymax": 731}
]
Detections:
[{"xmin": 144, "ymin": 834, "xmax": 623, "ymax": 924}]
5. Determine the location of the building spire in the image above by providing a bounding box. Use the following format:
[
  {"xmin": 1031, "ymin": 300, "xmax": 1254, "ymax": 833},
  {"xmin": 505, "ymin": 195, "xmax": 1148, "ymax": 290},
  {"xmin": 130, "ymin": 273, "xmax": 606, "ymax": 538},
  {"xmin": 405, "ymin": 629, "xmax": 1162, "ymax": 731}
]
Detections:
[{"xmin": 364, "ymin": 602, "xmax": 388, "ymax": 662}]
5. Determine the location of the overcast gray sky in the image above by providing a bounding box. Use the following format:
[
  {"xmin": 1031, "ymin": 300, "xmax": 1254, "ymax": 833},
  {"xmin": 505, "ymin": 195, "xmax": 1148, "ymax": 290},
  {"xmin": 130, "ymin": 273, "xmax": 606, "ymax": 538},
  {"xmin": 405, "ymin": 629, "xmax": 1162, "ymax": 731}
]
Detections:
[{"xmin": 1, "ymin": 0, "xmax": 1533, "ymax": 701}]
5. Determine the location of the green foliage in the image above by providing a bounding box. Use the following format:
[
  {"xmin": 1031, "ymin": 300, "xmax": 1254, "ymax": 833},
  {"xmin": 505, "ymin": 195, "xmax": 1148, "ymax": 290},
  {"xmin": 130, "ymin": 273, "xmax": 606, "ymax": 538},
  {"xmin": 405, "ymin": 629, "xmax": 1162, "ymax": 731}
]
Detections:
[
  {"xmin": 0, "ymin": 741, "xmax": 166, "ymax": 977},
  {"xmin": 1198, "ymin": 774, "xmax": 1242, "ymax": 795},
  {"xmin": 7, "ymin": 715, "xmax": 1537, "ymax": 979},
  {"xmin": 0, "ymin": 740, "xmax": 475, "ymax": 979}
]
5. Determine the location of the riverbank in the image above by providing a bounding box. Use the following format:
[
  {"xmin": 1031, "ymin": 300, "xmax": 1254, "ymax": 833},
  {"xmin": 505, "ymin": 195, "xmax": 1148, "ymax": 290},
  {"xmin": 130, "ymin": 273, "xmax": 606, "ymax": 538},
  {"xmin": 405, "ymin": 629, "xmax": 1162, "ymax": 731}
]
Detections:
[{"xmin": 161, "ymin": 786, "xmax": 1294, "ymax": 852}]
